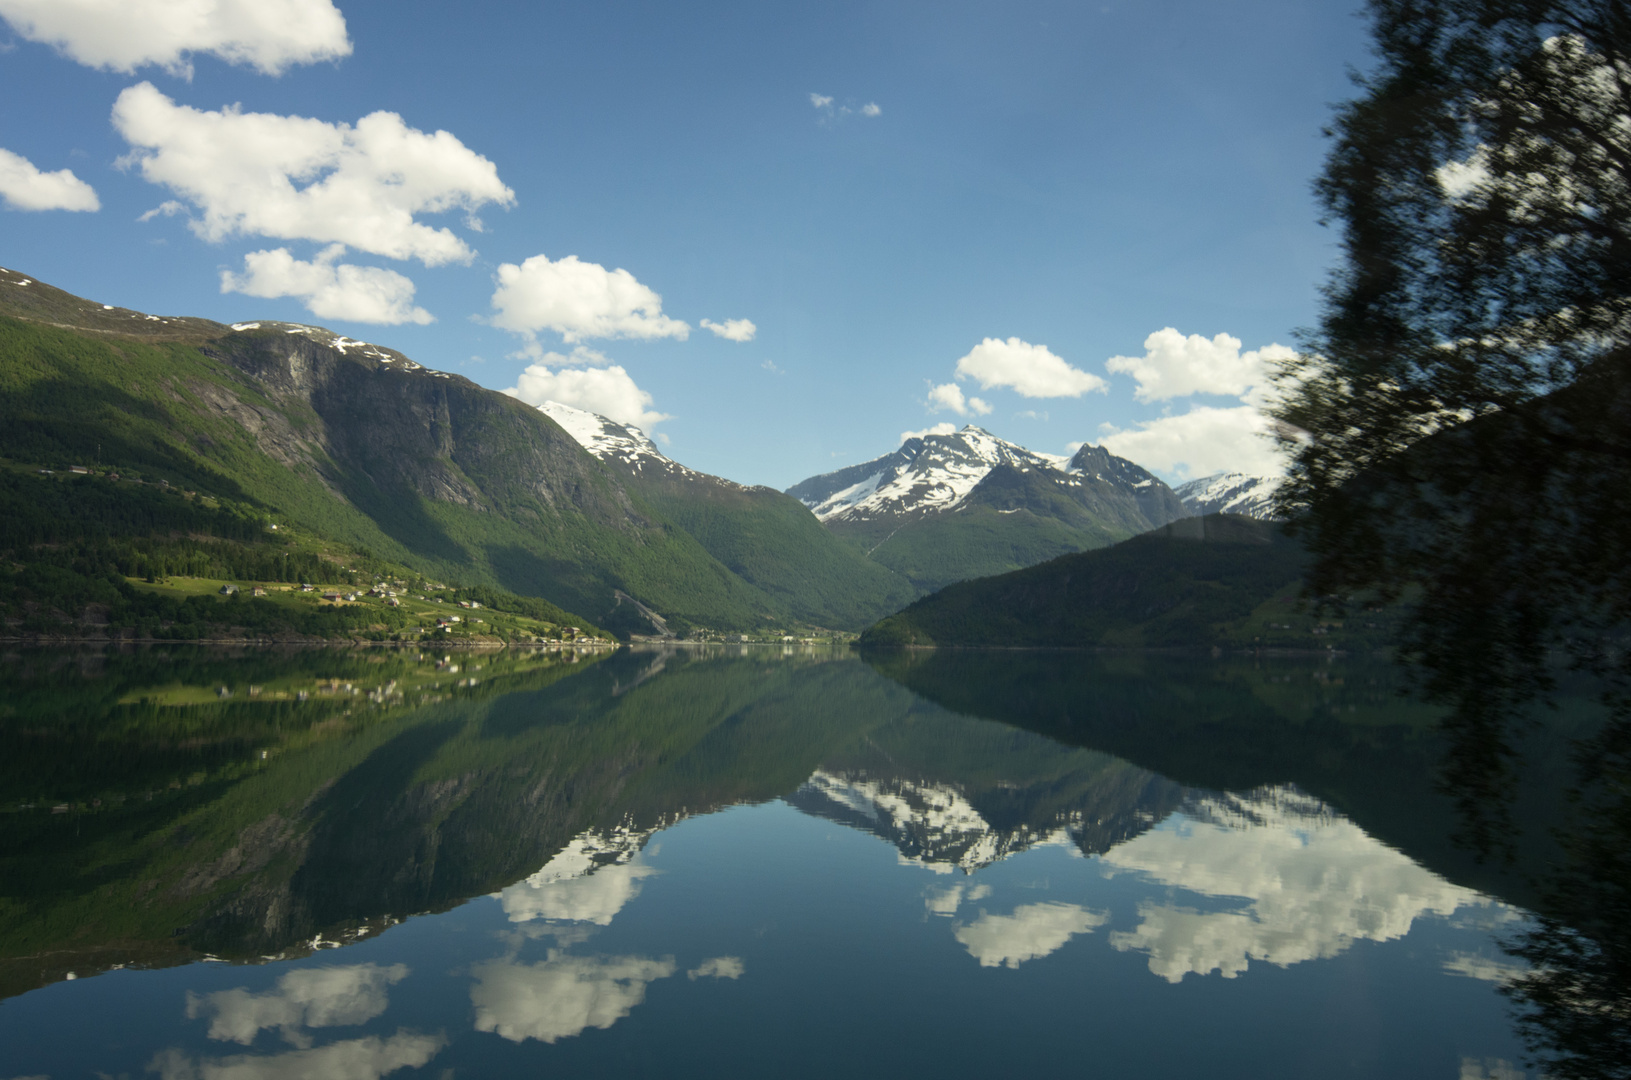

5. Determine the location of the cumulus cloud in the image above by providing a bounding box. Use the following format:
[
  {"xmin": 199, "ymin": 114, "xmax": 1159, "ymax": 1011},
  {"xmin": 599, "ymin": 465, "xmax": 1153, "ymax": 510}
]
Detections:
[
  {"xmin": 699, "ymin": 317, "xmax": 756, "ymax": 342},
  {"xmin": 114, "ymin": 82, "xmax": 512, "ymax": 265},
  {"xmin": 927, "ymin": 382, "xmax": 991, "ymax": 417},
  {"xmin": 954, "ymin": 337, "xmax": 1107, "ymax": 399},
  {"xmin": 1101, "ymin": 788, "xmax": 1489, "ymax": 983},
  {"xmin": 221, "ymin": 245, "xmax": 433, "ymax": 325},
  {"xmin": 471, "ymin": 953, "xmax": 676, "ymax": 1044},
  {"xmin": 900, "ymin": 422, "xmax": 958, "ymax": 443},
  {"xmin": 489, "ymin": 254, "xmax": 689, "ymax": 343},
  {"xmin": 1106, "ymin": 329, "xmax": 1294, "ymax": 403},
  {"xmin": 148, "ymin": 1032, "xmax": 443, "ymax": 1080},
  {"xmin": 810, "ymin": 93, "xmax": 882, "ymax": 121},
  {"xmin": 0, "ymin": 0, "xmax": 351, "ymax": 76},
  {"xmin": 954, "ymin": 902, "xmax": 1108, "ymax": 968},
  {"xmin": 687, "ymin": 956, "xmax": 744, "ymax": 980},
  {"xmin": 506, "ymin": 359, "xmax": 670, "ymax": 432},
  {"xmin": 0, "ymin": 147, "xmax": 99, "ymax": 211},
  {"xmin": 1098, "ymin": 404, "xmax": 1284, "ymax": 481},
  {"xmin": 185, "ymin": 963, "xmax": 409, "ymax": 1048}
]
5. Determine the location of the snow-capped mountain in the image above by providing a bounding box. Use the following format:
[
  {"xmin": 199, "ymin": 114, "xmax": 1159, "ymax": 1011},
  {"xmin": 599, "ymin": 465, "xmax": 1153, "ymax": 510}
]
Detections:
[
  {"xmin": 788, "ymin": 768, "xmax": 1175, "ymax": 873},
  {"xmin": 537, "ymin": 400, "xmax": 692, "ymax": 477},
  {"xmin": 787, "ymin": 426, "xmax": 1069, "ymax": 522},
  {"xmin": 1172, "ymin": 472, "xmax": 1283, "ymax": 520},
  {"xmin": 786, "ymin": 425, "xmax": 1187, "ymax": 527}
]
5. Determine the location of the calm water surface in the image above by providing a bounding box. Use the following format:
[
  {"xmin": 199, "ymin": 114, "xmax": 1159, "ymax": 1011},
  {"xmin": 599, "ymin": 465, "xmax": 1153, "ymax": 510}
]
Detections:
[{"xmin": 0, "ymin": 646, "xmax": 1547, "ymax": 1078}]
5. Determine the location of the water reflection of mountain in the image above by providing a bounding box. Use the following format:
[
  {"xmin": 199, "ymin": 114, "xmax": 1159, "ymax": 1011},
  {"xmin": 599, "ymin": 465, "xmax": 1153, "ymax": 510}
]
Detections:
[
  {"xmin": 790, "ymin": 762, "xmax": 1179, "ymax": 874},
  {"xmin": 864, "ymin": 648, "xmax": 1577, "ymax": 911},
  {"xmin": 1, "ymin": 644, "xmax": 1527, "ymax": 1004}
]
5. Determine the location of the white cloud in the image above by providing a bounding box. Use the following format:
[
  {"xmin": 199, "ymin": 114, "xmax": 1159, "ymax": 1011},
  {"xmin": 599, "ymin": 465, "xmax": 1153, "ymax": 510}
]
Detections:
[
  {"xmin": 1105, "ymin": 328, "xmax": 1294, "ymax": 403},
  {"xmin": 953, "ymin": 902, "xmax": 1108, "ymax": 968},
  {"xmin": 0, "ymin": 147, "xmax": 99, "ymax": 211},
  {"xmin": 1097, "ymin": 404, "xmax": 1285, "ymax": 481},
  {"xmin": 809, "ymin": 93, "xmax": 833, "ymax": 109},
  {"xmin": 954, "ymin": 337, "xmax": 1107, "ymax": 399},
  {"xmin": 0, "ymin": 0, "xmax": 350, "ymax": 76},
  {"xmin": 148, "ymin": 1032, "xmax": 443, "ymax": 1080},
  {"xmin": 470, "ymin": 953, "xmax": 676, "ymax": 1044},
  {"xmin": 221, "ymin": 245, "xmax": 433, "ymax": 325},
  {"xmin": 113, "ymin": 82, "xmax": 512, "ymax": 265},
  {"xmin": 900, "ymin": 422, "xmax": 958, "ymax": 443},
  {"xmin": 927, "ymin": 382, "xmax": 991, "ymax": 417},
  {"xmin": 185, "ymin": 963, "xmax": 409, "ymax": 1048},
  {"xmin": 506, "ymin": 363, "xmax": 669, "ymax": 433},
  {"xmin": 489, "ymin": 253, "xmax": 689, "ymax": 344},
  {"xmin": 860, "ymin": 102, "xmax": 882, "ymax": 117},
  {"xmin": 687, "ymin": 956, "xmax": 744, "ymax": 980},
  {"xmin": 699, "ymin": 317, "xmax": 756, "ymax": 342},
  {"xmin": 1102, "ymin": 788, "xmax": 1490, "ymax": 983}
]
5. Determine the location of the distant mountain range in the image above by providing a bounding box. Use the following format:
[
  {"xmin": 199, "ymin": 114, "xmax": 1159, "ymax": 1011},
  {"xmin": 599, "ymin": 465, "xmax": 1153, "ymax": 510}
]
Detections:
[
  {"xmin": 0, "ymin": 265, "xmax": 1284, "ymax": 638},
  {"xmin": 784, "ymin": 426, "xmax": 1192, "ymax": 592}
]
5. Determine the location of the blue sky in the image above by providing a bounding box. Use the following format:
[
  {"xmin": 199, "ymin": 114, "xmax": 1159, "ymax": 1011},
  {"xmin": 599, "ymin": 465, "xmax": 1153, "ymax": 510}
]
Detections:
[{"xmin": 0, "ymin": 0, "xmax": 1371, "ymax": 488}]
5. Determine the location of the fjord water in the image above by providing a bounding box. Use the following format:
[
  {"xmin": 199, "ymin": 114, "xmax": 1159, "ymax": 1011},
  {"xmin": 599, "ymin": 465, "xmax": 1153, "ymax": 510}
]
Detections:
[{"xmin": 0, "ymin": 646, "xmax": 1539, "ymax": 1078}]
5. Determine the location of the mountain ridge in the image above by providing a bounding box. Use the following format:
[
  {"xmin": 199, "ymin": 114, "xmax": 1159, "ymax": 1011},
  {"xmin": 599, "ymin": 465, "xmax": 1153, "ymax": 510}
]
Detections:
[{"xmin": 786, "ymin": 425, "xmax": 1193, "ymax": 592}]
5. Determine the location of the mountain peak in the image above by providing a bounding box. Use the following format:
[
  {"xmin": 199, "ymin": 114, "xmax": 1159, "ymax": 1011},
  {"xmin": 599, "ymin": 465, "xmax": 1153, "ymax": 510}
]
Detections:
[
  {"xmin": 1172, "ymin": 472, "xmax": 1283, "ymax": 520},
  {"xmin": 537, "ymin": 400, "xmax": 670, "ymax": 471}
]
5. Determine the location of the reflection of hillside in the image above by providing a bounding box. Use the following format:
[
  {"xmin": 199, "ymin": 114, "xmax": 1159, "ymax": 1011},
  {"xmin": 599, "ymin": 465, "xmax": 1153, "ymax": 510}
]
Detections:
[
  {"xmin": 865, "ymin": 649, "xmax": 1575, "ymax": 909},
  {"xmin": 790, "ymin": 766, "xmax": 1175, "ymax": 873},
  {"xmin": 3, "ymin": 644, "xmax": 1532, "ymax": 1013}
]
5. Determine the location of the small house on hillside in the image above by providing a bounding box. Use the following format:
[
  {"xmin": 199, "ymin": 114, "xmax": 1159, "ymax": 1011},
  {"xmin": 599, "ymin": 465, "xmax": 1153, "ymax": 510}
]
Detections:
[{"xmin": 218, "ymin": 584, "xmax": 238, "ymax": 595}]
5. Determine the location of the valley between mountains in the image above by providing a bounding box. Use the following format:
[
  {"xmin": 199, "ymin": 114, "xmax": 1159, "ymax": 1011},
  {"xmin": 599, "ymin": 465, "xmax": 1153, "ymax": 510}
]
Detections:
[{"xmin": 0, "ymin": 266, "xmax": 1281, "ymax": 644}]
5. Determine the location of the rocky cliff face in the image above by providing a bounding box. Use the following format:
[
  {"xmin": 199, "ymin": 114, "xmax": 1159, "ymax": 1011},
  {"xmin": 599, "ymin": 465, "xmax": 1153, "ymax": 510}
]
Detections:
[
  {"xmin": 0, "ymin": 273, "xmax": 783, "ymax": 633},
  {"xmin": 205, "ymin": 324, "xmax": 644, "ymax": 527}
]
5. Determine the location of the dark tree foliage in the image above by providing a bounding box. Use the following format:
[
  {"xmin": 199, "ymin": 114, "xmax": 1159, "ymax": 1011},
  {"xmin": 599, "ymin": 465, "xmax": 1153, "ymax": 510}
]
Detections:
[{"xmin": 1273, "ymin": 3, "xmax": 1631, "ymax": 1076}]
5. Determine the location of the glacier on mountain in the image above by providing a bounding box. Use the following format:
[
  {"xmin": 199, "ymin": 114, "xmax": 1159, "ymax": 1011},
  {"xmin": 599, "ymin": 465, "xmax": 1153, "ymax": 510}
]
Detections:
[{"xmin": 1172, "ymin": 472, "xmax": 1282, "ymax": 520}]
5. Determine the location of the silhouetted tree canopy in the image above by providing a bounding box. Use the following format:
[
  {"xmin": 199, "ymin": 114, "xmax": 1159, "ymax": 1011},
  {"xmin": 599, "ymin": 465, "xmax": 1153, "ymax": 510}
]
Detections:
[{"xmin": 1273, "ymin": 3, "xmax": 1631, "ymax": 1076}]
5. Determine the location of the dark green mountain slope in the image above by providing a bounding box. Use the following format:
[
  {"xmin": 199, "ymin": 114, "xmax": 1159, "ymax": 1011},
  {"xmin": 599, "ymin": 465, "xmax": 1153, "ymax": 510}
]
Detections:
[
  {"xmin": 532, "ymin": 401, "xmax": 916, "ymax": 630},
  {"xmin": 618, "ymin": 468, "xmax": 916, "ymax": 629},
  {"xmin": 860, "ymin": 513, "xmax": 1312, "ymax": 648},
  {"xmin": 0, "ymin": 269, "xmax": 797, "ymax": 634}
]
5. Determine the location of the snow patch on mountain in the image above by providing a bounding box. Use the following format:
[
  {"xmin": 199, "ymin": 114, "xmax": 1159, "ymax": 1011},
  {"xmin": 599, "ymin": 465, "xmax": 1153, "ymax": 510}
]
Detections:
[
  {"xmin": 1173, "ymin": 472, "xmax": 1282, "ymax": 520},
  {"xmin": 790, "ymin": 425, "xmax": 1082, "ymax": 523},
  {"xmin": 794, "ymin": 770, "xmax": 1083, "ymax": 874}
]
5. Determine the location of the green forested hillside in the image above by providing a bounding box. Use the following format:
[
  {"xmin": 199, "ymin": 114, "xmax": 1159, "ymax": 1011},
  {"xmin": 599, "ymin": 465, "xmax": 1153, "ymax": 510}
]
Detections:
[
  {"xmin": 860, "ymin": 514, "xmax": 1328, "ymax": 648},
  {"xmin": 625, "ymin": 470, "xmax": 916, "ymax": 629},
  {"xmin": 0, "ymin": 273, "xmax": 888, "ymax": 635}
]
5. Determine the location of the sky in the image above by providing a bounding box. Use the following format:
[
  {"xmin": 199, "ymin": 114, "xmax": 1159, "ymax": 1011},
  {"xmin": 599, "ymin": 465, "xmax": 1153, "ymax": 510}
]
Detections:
[{"xmin": 0, "ymin": 0, "xmax": 1373, "ymax": 489}]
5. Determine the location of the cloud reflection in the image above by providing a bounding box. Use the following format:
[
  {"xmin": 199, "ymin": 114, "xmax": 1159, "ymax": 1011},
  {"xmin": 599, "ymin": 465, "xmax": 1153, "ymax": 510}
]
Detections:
[
  {"xmin": 496, "ymin": 827, "xmax": 659, "ymax": 926},
  {"xmin": 470, "ymin": 951, "xmax": 677, "ymax": 1043},
  {"xmin": 186, "ymin": 963, "xmax": 409, "ymax": 1048},
  {"xmin": 1102, "ymin": 788, "xmax": 1489, "ymax": 982},
  {"xmin": 953, "ymin": 902, "xmax": 1108, "ymax": 968},
  {"xmin": 148, "ymin": 1031, "xmax": 444, "ymax": 1080}
]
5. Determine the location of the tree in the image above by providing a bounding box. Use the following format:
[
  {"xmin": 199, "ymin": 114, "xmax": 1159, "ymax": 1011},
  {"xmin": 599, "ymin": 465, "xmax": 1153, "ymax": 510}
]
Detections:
[{"xmin": 1273, "ymin": 4, "xmax": 1631, "ymax": 1076}]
